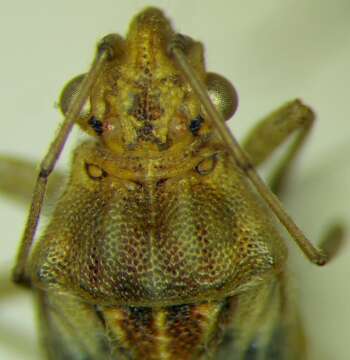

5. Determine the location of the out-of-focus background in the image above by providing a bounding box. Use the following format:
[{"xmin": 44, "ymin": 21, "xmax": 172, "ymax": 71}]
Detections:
[{"xmin": 0, "ymin": 1, "xmax": 349, "ymax": 359}]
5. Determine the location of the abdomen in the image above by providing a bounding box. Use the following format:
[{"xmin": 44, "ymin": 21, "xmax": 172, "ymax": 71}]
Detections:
[{"xmin": 37, "ymin": 275, "xmax": 305, "ymax": 360}]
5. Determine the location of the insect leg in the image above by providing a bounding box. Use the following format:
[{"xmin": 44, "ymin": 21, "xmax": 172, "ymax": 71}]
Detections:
[
  {"xmin": 318, "ymin": 224, "xmax": 345, "ymax": 263},
  {"xmin": 242, "ymin": 102, "xmax": 345, "ymax": 260},
  {"xmin": 242, "ymin": 100, "xmax": 314, "ymax": 195},
  {"xmin": 0, "ymin": 272, "xmax": 23, "ymax": 300},
  {"xmin": 12, "ymin": 36, "xmax": 116, "ymax": 287},
  {"xmin": 169, "ymin": 35, "xmax": 337, "ymax": 266},
  {"xmin": 0, "ymin": 155, "xmax": 64, "ymax": 208}
]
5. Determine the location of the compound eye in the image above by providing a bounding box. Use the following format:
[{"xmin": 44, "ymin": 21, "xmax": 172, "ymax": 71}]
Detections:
[
  {"xmin": 206, "ymin": 72, "xmax": 239, "ymax": 121},
  {"xmin": 85, "ymin": 163, "xmax": 107, "ymax": 180},
  {"xmin": 59, "ymin": 74, "xmax": 91, "ymax": 118}
]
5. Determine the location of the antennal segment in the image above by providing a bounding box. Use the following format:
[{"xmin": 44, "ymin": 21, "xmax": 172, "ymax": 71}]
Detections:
[
  {"xmin": 169, "ymin": 34, "xmax": 330, "ymax": 266},
  {"xmin": 12, "ymin": 36, "xmax": 116, "ymax": 286}
]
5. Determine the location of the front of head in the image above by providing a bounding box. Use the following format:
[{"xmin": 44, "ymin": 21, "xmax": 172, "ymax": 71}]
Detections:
[{"xmin": 60, "ymin": 7, "xmax": 238, "ymax": 157}]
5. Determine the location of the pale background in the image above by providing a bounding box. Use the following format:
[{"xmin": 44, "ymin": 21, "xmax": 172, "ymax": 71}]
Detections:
[{"xmin": 0, "ymin": 0, "xmax": 349, "ymax": 359}]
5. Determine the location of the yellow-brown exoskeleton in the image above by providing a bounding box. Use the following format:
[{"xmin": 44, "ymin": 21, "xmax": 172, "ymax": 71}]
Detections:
[{"xmin": 10, "ymin": 7, "xmax": 344, "ymax": 360}]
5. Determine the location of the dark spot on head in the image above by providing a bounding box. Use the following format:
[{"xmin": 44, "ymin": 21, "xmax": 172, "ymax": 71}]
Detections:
[
  {"xmin": 129, "ymin": 91, "xmax": 163, "ymax": 122},
  {"xmin": 142, "ymin": 123, "xmax": 153, "ymax": 134},
  {"xmin": 156, "ymin": 178, "xmax": 167, "ymax": 187},
  {"xmin": 189, "ymin": 115, "xmax": 204, "ymax": 136},
  {"xmin": 88, "ymin": 116, "xmax": 103, "ymax": 135},
  {"xmin": 137, "ymin": 123, "xmax": 154, "ymax": 141}
]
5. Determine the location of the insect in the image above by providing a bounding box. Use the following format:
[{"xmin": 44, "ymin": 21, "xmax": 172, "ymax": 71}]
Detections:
[{"xmin": 7, "ymin": 6, "xmax": 344, "ymax": 360}]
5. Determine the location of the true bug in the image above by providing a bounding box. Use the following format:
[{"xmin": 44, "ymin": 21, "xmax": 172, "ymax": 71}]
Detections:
[{"xmin": 2, "ymin": 6, "xmax": 346, "ymax": 360}]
